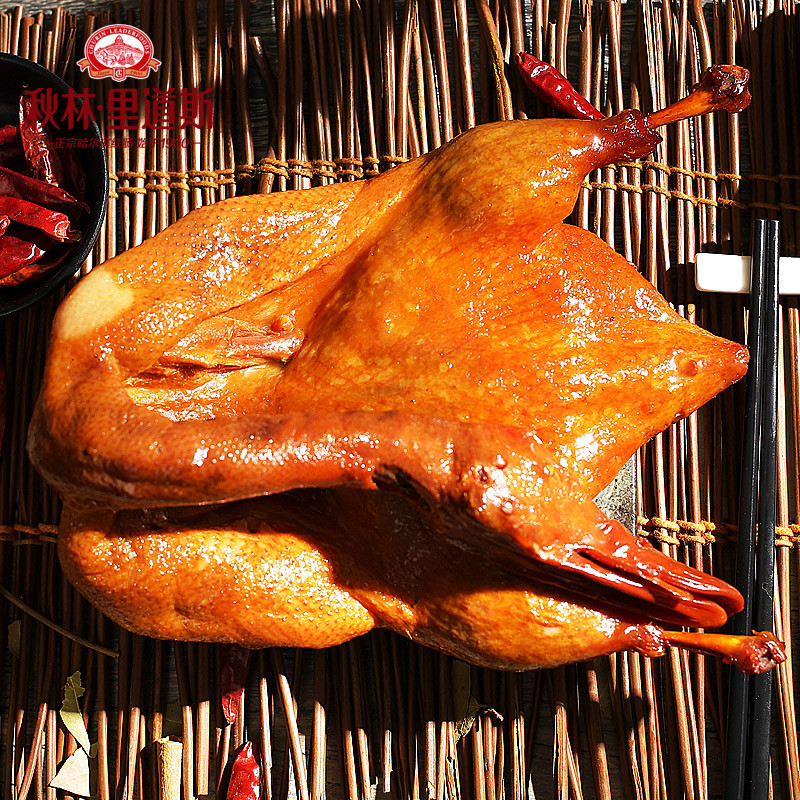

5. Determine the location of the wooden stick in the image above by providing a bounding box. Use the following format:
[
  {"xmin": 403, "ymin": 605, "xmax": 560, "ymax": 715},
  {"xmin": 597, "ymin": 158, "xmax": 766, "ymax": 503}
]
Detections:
[
  {"xmin": 0, "ymin": 585, "xmax": 118, "ymax": 658},
  {"xmin": 155, "ymin": 738, "xmax": 183, "ymax": 800}
]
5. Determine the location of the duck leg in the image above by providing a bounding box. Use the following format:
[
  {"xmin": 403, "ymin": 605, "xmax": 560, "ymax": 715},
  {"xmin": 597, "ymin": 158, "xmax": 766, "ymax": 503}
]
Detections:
[{"xmin": 57, "ymin": 491, "xmax": 783, "ymax": 674}]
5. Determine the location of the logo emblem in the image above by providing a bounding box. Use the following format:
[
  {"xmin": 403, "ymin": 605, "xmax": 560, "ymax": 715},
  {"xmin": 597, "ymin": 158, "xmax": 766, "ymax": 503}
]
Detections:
[{"xmin": 78, "ymin": 24, "xmax": 161, "ymax": 82}]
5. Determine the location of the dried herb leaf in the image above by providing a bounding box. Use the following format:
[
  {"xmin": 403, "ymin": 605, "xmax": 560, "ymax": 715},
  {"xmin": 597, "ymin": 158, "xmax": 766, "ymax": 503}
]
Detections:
[
  {"xmin": 162, "ymin": 701, "xmax": 183, "ymax": 738},
  {"xmin": 49, "ymin": 749, "xmax": 91, "ymax": 797},
  {"xmin": 451, "ymin": 660, "xmax": 471, "ymax": 721},
  {"xmin": 7, "ymin": 619, "xmax": 20, "ymax": 657},
  {"xmin": 60, "ymin": 670, "xmax": 92, "ymax": 754},
  {"xmin": 454, "ymin": 696, "xmax": 481, "ymax": 741},
  {"xmin": 454, "ymin": 699, "xmax": 505, "ymax": 741},
  {"xmin": 451, "ymin": 661, "xmax": 479, "ymax": 741},
  {"xmin": 450, "ymin": 660, "xmax": 502, "ymax": 741}
]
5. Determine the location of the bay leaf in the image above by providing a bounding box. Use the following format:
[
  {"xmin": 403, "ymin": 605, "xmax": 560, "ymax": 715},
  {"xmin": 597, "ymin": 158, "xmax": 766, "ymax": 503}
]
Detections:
[
  {"xmin": 49, "ymin": 749, "xmax": 91, "ymax": 797},
  {"xmin": 451, "ymin": 660, "xmax": 471, "ymax": 721},
  {"xmin": 7, "ymin": 619, "xmax": 20, "ymax": 657},
  {"xmin": 60, "ymin": 670, "xmax": 92, "ymax": 755},
  {"xmin": 162, "ymin": 700, "xmax": 183, "ymax": 738}
]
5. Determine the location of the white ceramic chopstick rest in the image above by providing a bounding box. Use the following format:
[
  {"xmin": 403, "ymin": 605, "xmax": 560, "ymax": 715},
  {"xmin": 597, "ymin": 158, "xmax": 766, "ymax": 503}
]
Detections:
[{"xmin": 696, "ymin": 252, "xmax": 800, "ymax": 294}]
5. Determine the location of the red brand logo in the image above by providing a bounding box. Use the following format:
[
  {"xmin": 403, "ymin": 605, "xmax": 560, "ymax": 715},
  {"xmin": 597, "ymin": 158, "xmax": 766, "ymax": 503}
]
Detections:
[{"xmin": 77, "ymin": 24, "xmax": 161, "ymax": 82}]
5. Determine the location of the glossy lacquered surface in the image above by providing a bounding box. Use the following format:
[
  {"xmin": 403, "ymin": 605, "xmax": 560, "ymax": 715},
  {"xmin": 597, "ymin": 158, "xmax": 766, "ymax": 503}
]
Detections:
[{"xmin": 30, "ymin": 113, "xmax": 752, "ymax": 669}]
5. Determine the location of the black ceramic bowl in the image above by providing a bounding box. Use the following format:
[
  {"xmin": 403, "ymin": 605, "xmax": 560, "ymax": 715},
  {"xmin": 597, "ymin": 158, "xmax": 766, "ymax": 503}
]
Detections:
[{"xmin": 0, "ymin": 53, "xmax": 107, "ymax": 317}]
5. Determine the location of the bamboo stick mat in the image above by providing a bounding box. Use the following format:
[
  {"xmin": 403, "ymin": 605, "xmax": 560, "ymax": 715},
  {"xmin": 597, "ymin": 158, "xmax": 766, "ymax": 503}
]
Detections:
[{"xmin": 1, "ymin": 0, "xmax": 799, "ymax": 798}]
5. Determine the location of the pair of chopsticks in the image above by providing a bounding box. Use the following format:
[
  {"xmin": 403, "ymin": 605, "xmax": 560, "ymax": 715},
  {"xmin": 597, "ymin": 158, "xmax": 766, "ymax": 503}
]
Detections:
[{"xmin": 724, "ymin": 218, "xmax": 781, "ymax": 800}]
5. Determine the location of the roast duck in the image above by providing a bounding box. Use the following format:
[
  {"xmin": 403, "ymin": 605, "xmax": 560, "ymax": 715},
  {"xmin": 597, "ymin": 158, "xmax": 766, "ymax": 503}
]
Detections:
[{"xmin": 28, "ymin": 62, "xmax": 784, "ymax": 673}]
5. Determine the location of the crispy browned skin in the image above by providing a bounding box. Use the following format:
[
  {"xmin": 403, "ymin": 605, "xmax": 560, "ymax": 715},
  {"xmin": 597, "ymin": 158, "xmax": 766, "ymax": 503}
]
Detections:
[
  {"xmin": 30, "ymin": 118, "xmax": 745, "ymax": 504},
  {"xmin": 59, "ymin": 492, "xmax": 672, "ymax": 670},
  {"xmin": 58, "ymin": 487, "xmax": 782, "ymax": 673},
  {"xmin": 30, "ymin": 86, "xmax": 773, "ymax": 670}
]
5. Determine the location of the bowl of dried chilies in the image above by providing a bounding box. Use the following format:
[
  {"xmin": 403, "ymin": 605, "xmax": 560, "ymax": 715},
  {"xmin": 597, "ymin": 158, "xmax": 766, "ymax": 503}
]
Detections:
[{"xmin": 0, "ymin": 53, "xmax": 107, "ymax": 316}]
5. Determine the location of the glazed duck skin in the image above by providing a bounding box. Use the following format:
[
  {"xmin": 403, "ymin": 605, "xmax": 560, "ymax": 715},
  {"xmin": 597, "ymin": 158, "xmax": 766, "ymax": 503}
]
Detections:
[
  {"xmin": 29, "ymin": 66, "xmax": 775, "ymax": 669},
  {"xmin": 30, "ymin": 115, "xmax": 745, "ymax": 503},
  {"xmin": 59, "ymin": 489, "xmax": 780, "ymax": 673},
  {"xmin": 60, "ymin": 495, "xmax": 663, "ymax": 670},
  {"xmin": 28, "ymin": 208, "xmax": 748, "ymax": 629},
  {"xmin": 57, "ymin": 493, "xmax": 681, "ymax": 670}
]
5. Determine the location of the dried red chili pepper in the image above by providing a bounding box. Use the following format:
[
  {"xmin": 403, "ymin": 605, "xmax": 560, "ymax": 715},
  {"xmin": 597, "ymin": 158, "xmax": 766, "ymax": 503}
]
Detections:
[
  {"xmin": 0, "ymin": 165, "xmax": 87, "ymax": 215},
  {"xmin": 226, "ymin": 742, "xmax": 262, "ymax": 800},
  {"xmin": 0, "ymin": 197, "xmax": 72, "ymax": 240},
  {"xmin": 220, "ymin": 644, "xmax": 254, "ymax": 725},
  {"xmin": 0, "ymin": 230, "xmax": 50, "ymax": 278},
  {"xmin": 0, "ymin": 87, "xmax": 90, "ymax": 288},
  {"xmin": 0, "ymin": 126, "xmax": 23, "ymax": 169},
  {"xmin": 20, "ymin": 90, "xmax": 63, "ymax": 186},
  {"xmin": 516, "ymin": 53, "xmax": 604, "ymax": 120},
  {"xmin": 0, "ymin": 246, "xmax": 68, "ymax": 287},
  {"xmin": 0, "ymin": 125, "xmax": 17, "ymax": 146}
]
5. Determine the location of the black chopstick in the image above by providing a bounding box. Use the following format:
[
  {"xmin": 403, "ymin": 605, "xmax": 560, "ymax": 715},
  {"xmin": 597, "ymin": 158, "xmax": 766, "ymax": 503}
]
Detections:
[
  {"xmin": 724, "ymin": 219, "xmax": 766, "ymax": 800},
  {"xmin": 724, "ymin": 218, "xmax": 780, "ymax": 800},
  {"xmin": 748, "ymin": 219, "xmax": 780, "ymax": 800}
]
